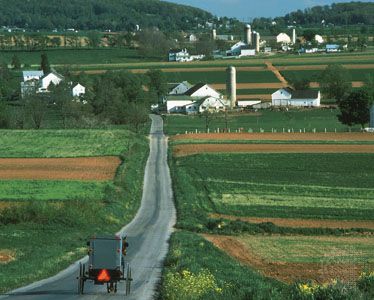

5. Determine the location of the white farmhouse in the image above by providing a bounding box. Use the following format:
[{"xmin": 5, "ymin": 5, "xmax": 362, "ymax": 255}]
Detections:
[
  {"xmin": 277, "ymin": 33, "xmax": 291, "ymax": 44},
  {"xmin": 72, "ymin": 83, "xmax": 85, "ymax": 97},
  {"xmin": 237, "ymin": 100, "xmax": 262, "ymax": 108},
  {"xmin": 184, "ymin": 83, "xmax": 222, "ymax": 99},
  {"xmin": 23, "ymin": 70, "xmax": 44, "ymax": 82},
  {"xmin": 168, "ymin": 49, "xmax": 190, "ymax": 62},
  {"xmin": 166, "ymin": 95, "xmax": 194, "ymax": 113},
  {"xmin": 272, "ymin": 88, "xmax": 320, "ymax": 107},
  {"xmin": 168, "ymin": 81, "xmax": 193, "ymax": 95},
  {"xmin": 39, "ymin": 72, "xmax": 64, "ymax": 92}
]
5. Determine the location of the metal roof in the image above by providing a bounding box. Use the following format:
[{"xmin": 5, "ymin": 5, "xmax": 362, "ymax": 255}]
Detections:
[
  {"xmin": 23, "ymin": 70, "xmax": 44, "ymax": 77},
  {"xmin": 184, "ymin": 83, "xmax": 207, "ymax": 96},
  {"xmin": 291, "ymin": 90, "xmax": 319, "ymax": 99}
]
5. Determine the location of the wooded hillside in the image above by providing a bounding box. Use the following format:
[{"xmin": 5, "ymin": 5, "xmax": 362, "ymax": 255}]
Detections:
[{"xmin": 0, "ymin": 0, "xmax": 213, "ymax": 32}]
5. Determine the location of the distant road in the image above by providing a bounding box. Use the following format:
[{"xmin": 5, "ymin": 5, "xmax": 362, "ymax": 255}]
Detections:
[{"xmin": 1, "ymin": 115, "xmax": 176, "ymax": 300}]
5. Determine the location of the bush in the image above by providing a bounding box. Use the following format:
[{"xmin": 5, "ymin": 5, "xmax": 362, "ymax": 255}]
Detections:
[{"xmin": 357, "ymin": 271, "xmax": 374, "ymax": 295}]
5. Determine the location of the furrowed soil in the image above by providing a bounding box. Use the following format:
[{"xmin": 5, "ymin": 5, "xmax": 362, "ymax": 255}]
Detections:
[
  {"xmin": 0, "ymin": 157, "xmax": 121, "ymax": 180},
  {"xmin": 203, "ymin": 234, "xmax": 366, "ymax": 284},
  {"xmin": 172, "ymin": 132, "xmax": 374, "ymax": 141},
  {"xmin": 173, "ymin": 144, "xmax": 374, "ymax": 157},
  {"xmin": 209, "ymin": 214, "xmax": 374, "ymax": 230}
]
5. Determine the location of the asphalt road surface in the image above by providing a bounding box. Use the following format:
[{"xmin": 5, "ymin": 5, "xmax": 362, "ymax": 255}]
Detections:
[{"xmin": 1, "ymin": 115, "xmax": 176, "ymax": 300}]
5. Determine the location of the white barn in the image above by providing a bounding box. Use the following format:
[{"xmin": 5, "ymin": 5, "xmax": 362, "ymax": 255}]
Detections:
[
  {"xmin": 272, "ymin": 88, "xmax": 320, "ymax": 107},
  {"xmin": 277, "ymin": 33, "xmax": 291, "ymax": 44}
]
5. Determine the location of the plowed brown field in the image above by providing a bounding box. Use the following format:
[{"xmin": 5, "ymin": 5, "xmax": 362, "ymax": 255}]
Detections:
[
  {"xmin": 209, "ymin": 214, "xmax": 374, "ymax": 230},
  {"xmin": 173, "ymin": 144, "xmax": 374, "ymax": 157},
  {"xmin": 172, "ymin": 132, "xmax": 374, "ymax": 141},
  {"xmin": 204, "ymin": 234, "xmax": 366, "ymax": 284},
  {"xmin": 0, "ymin": 250, "xmax": 16, "ymax": 264},
  {"xmin": 0, "ymin": 156, "xmax": 121, "ymax": 180}
]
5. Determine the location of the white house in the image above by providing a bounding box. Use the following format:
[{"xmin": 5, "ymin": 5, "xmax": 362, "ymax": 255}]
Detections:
[
  {"xmin": 168, "ymin": 81, "xmax": 193, "ymax": 95},
  {"xmin": 277, "ymin": 33, "xmax": 291, "ymax": 44},
  {"xmin": 239, "ymin": 49, "xmax": 256, "ymax": 57},
  {"xmin": 168, "ymin": 49, "xmax": 190, "ymax": 62},
  {"xmin": 22, "ymin": 70, "xmax": 44, "ymax": 82},
  {"xmin": 39, "ymin": 72, "xmax": 64, "ymax": 92},
  {"xmin": 72, "ymin": 83, "xmax": 85, "ymax": 97},
  {"xmin": 184, "ymin": 83, "xmax": 222, "ymax": 99},
  {"xmin": 272, "ymin": 88, "xmax": 320, "ymax": 107},
  {"xmin": 183, "ymin": 96, "xmax": 228, "ymax": 114},
  {"xmin": 187, "ymin": 34, "xmax": 197, "ymax": 42}
]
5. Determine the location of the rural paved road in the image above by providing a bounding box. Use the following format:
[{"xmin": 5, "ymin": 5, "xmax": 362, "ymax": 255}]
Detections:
[{"xmin": 0, "ymin": 115, "xmax": 176, "ymax": 300}]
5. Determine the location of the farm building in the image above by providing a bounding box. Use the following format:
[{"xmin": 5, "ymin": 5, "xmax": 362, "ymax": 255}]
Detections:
[
  {"xmin": 277, "ymin": 33, "xmax": 291, "ymax": 44},
  {"xmin": 315, "ymin": 34, "xmax": 324, "ymax": 44},
  {"xmin": 168, "ymin": 49, "xmax": 190, "ymax": 62},
  {"xmin": 168, "ymin": 81, "xmax": 193, "ymax": 95},
  {"xmin": 272, "ymin": 88, "xmax": 320, "ymax": 107},
  {"xmin": 326, "ymin": 44, "xmax": 341, "ymax": 52},
  {"xmin": 39, "ymin": 72, "xmax": 64, "ymax": 92},
  {"xmin": 22, "ymin": 70, "xmax": 44, "ymax": 82},
  {"xmin": 72, "ymin": 83, "xmax": 86, "ymax": 97},
  {"xmin": 226, "ymin": 41, "xmax": 247, "ymax": 56},
  {"xmin": 165, "ymin": 83, "xmax": 228, "ymax": 113},
  {"xmin": 184, "ymin": 83, "xmax": 222, "ymax": 99},
  {"xmin": 237, "ymin": 100, "xmax": 262, "ymax": 108}
]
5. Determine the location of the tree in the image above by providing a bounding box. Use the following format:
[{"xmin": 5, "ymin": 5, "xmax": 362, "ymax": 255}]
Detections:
[
  {"xmin": 0, "ymin": 100, "xmax": 9, "ymax": 128},
  {"xmin": 11, "ymin": 54, "xmax": 21, "ymax": 70},
  {"xmin": 49, "ymin": 81, "xmax": 73, "ymax": 128},
  {"xmin": 200, "ymin": 110, "xmax": 216, "ymax": 133},
  {"xmin": 337, "ymin": 89, "xmax": 370, "ymax": 128},
  {"xmin": 288, "ymin": 77, "xmax": 310, "ymax": 90},
  {"xmin": 146, "ymin": 69, "xmax": 167, "ymax": 103},
  {"xmin": 25, "ymin": 94, "xmax": 47, "ymax": 129},
  {"xmin": 195, "ymin": 39, "xmax": 215, "ymax": 58},
  {"xmin": 125, "ymin": 102, "xmax": 149, "ymax": 133},
  {"xmin": 137, "ymin": 29, "xmax": 174, "ymax": 59},
  {"xmin": 40, "ymin": 53, "xmax": 51, "ymax": 74},
  {"xmin": 303, "ymin": 29, "xmax": 316, "ymax": 42},
  {"xmin": 319, "ymin": 64, "xmax": 351, "ymax": 102}
]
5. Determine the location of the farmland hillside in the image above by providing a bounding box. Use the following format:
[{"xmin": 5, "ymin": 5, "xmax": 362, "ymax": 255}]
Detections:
[{"xmin": 0, "ymin": 0, "xmax": 213, "ymax": 31}]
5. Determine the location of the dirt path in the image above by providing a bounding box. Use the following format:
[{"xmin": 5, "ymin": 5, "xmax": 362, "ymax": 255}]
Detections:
[
  {"xmin": 0, "ymin": 157, "xmax": 121, "ymax": 180},
  {"xmin": 265, "ymin": 61, "xmax": 288, "ymax": 85},
  {"xmin": 209, "ymin": 214, "xmax": 374, "ymax": 230},
  {"xmin": 173, "ymin": 144, "xmax": 374, "ymax": 157},
  {"xmin": 203, "ymin": 234, "xmax": 365, "ymax": 284},
  {"xmin": 171, "ymin": 132, "xmax": 374, "ymax": 141}
]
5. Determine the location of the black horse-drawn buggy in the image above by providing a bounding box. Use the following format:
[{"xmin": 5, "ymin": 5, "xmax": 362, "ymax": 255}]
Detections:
[{"xmin": 77, "ymin": 235, "xmax": 132, "ymax": 295}]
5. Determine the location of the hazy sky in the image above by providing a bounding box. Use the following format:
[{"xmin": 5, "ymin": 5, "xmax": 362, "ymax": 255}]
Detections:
[{"xmin": 167, "ymin": 0, "xmax": 361, "ymax": 20}]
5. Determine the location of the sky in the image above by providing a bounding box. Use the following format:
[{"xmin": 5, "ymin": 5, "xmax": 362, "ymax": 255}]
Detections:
[{"xmin": 167, "ymin": 0, "xmax": 361, "ymax": 21}]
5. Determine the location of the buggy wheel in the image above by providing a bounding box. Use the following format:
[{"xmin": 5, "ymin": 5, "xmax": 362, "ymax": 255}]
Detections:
[
  {"xmin": 78, "ymin": 263, "xmax": 84, "ymax": 295},
  {"xmin": 125, "ymin": 265, "xmax": 132, "ymax": 296}
]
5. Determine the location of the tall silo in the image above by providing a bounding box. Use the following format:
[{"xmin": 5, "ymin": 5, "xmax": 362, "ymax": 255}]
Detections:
[
  {"xmin": 226, "ymin": 66, "xmax": 237, "ymax": 109},
  {"xmin": 212, "ymin": 29, "xmax": 217, "ymax": 40},
  {"xmin": 244, "ymin": 24, "xmax": 252, "ymax": 45},
  {"xmin": 292, "ymin": 28, "xmax": 296, "ymax": 44},
  {"xmin": 254, "ymin": 32, "xmax": 260, "ymax": 52},
  {"xmin": 370, "ymin": 104, "xmax": 374, "ymax": 127}
]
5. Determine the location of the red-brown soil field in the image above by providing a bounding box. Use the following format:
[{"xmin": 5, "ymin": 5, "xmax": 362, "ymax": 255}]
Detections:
[
  {"xmin": 209, "ymin": 214, "xmax": 374, "ymax": 230},
  {"xmin": 204, "ymin": 234, "xmax": 367, "ymax": 284},
  {"xmin": 0, "ymin": 156, "xmax": 121, "ymax": 180}
]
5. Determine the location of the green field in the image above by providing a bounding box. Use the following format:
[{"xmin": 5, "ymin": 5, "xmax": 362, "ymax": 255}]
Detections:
[
  {"xmin": 0, "ymin": 48, "xmax": 144, "ymax": 66},
  {"xmin": 0, "ymin": 129, "xmax": 134, "ymax": 157},
  {"xmin": 164, "ymin": 70, "xmax": 279, "ymax": 84},
  {"xmin": 281, "ymin": 69, "xmax": 374, "ymax": 82},
  {"xmin": 0, "ymin": 180, "xmax": 108, "ymax": 200},
  {"xmin": 171, "ymin": 153, "xmax": 374, "ymax": 226},
  {"xmin": 238, "ymin": 235, "xmax": 374, "ymax": 264},
  {"xmin": 164, "ymin": 109, "xmax": 357, "ymax": 135}
]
